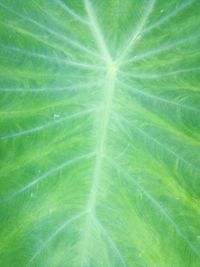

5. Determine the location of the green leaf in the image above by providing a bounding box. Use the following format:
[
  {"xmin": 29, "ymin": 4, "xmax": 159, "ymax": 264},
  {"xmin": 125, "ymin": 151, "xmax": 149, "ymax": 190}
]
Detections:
[{"xmin": 0, "ymin": 0, "xmax": 200, "ymax": 266}]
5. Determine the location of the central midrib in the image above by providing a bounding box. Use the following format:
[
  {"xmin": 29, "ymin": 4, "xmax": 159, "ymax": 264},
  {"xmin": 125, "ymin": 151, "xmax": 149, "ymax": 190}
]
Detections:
[
  {"xmin": 87, "ymin": 66, "xmax": 117, "ymax": 213},
  {"xmin": 81, "ymin": 1, "xmax": 119, "ymax": 264},
  {"xmin": 83, "ymin": 0, "xmax": 120, "ymax": 218},
  {"xmin": 80, "ymin": 64, "xmax": 117, "ymax": 266}
]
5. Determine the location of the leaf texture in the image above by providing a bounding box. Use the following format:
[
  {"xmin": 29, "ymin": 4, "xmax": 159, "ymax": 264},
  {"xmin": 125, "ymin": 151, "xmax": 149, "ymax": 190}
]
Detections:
[{"xmin": 0, "ymin": 0, "xmax": 200, "ymax": 266}]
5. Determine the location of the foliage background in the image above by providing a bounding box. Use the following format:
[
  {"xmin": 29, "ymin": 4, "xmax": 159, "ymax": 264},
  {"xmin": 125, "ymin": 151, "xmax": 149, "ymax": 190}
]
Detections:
[{"xmin": 0, "ymin": 0, "xmax": 200, "ymax": 266}]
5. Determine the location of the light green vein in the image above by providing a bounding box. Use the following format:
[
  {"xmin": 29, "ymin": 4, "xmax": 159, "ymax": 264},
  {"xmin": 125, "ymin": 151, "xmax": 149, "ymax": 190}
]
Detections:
[
  {"xmin": 117, "ymin": 0, "xmax": 156, "ymax": 64},
  {"xmin": 79, "ymin": 1, "xmax": 119, "ymax": 265}
]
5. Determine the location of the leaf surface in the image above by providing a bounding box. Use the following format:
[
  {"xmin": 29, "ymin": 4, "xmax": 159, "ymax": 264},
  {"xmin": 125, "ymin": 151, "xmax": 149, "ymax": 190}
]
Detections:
[{"xmin": 0, "ymin": 0, "xmax": 200, "ymax": 266}]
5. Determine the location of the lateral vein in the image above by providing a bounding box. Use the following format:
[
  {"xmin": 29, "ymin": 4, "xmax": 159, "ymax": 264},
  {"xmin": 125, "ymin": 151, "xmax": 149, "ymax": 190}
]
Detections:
[
  {"xmin": 84, "ymin": 0, "xmax": 112, "ymax": 64},
  {"xmin": 107, "ymin": 157, "xmax": 200, "ymax": 259},
  {"xmin": 117, "ymin": 0, "xmax": 156, "ymax": 63}
]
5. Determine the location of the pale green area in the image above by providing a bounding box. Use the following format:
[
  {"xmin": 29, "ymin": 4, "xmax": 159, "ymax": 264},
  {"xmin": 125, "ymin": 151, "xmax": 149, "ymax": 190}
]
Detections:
[{"xmin": 0, "ymin": 0, "xmax": 200, "ymax": 266}]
